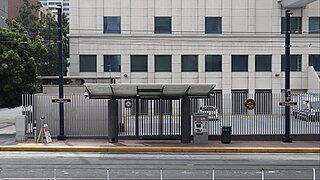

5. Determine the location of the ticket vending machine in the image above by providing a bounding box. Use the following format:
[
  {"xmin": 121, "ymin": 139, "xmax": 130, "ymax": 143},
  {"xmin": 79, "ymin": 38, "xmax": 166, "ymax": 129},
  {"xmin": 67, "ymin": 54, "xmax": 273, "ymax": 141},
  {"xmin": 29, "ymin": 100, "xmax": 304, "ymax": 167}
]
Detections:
[{"xmin": 193, "ymin": 113, "xmax": 209, "ymax": 144}]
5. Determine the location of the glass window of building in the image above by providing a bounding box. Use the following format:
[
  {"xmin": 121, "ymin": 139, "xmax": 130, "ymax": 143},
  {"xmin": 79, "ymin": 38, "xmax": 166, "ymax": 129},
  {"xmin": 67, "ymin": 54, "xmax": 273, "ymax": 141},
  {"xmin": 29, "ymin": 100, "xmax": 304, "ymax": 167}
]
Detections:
[
  {"xmin": 79, "ymin": 55, "xmax": 97, "ymax": 72},
  {"xmin": 205, "ymin": 55, "xmax": 222, "ymax": 72},
  {"xmin": 309, "ymin": 17, "xmax": 320, "ymax": 34},
  {"xmin": 205, "ymin": 17, "xmax": 222, "ymax": 34},
  {"xmin": 309, "ymin": 55, "xmax": 320, "ymax": 71},
  {"xmin": 131, "ymin": 55, "xmax": 148, "ymax": 72},
  {"xmin": 181, "ymin": 55, "xmax": 198, "ymax": 72},
  {"xmin": 154, "ymin": 17, "xmax": 171, "ymax": 34},
  {"xmin": 103, "ymin": 16, "xmax": 121, "ymax": 34},
  {"xmin": 155, "ymin": 55, "xmax": 172, "ymax": 72},
  {"xmin": 281, "ymin": 17, "xmax": 302, "ymax": 34},
  {"xmin": 104, "ymin": 55, "xmax": 121, "ymax": 72},
  {"xmin": 255, "ymin": 55, "xmax": 272, "ymax": 72},
  {"xmin": 281, "ymin": 55, "xmax": 302, "ymax": 71},
  {"xmin": 232, "ymin": 55, "xmax": 248, "ymax": 72}
]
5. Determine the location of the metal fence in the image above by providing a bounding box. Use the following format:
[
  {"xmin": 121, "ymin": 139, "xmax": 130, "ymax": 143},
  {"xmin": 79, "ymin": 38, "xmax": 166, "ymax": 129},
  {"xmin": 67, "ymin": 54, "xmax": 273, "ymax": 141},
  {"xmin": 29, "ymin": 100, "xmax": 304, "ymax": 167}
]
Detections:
[
  {"xmin": 0, "ymin": 168, "xmax": 318, "ymax": 180},
  {"xmin": 22, "ymin": 93, "xmax": 320, "ymax": 138},
  {"xmin": 23, "ymin": 94, "xmax": 109, "ymax": 137}
]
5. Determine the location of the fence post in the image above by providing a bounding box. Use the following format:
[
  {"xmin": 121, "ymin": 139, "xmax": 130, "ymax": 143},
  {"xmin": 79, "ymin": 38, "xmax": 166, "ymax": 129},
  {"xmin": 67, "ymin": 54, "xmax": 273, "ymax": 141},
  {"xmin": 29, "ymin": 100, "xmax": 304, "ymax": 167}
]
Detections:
[
  {"xmin": 212, "ymin": 169, "xmax": 215, "ymax": 180},
  {"xmin": 107, "ymin": 169, "xmax": 110, "ymax": 180},
  {"xmin": 261, "ymin": 169, "xmax": 264, "ymax": 180},
  {"xmin": 160, "ymin": 168, "xmax": 163, "ymax": 180},
  {"xmin": 313, "ymin": 168, "xmax": 316, "ymax": 180},
  {"xmin": 54, "ymin": 169, "xmax": 56, "ymax": 180}
]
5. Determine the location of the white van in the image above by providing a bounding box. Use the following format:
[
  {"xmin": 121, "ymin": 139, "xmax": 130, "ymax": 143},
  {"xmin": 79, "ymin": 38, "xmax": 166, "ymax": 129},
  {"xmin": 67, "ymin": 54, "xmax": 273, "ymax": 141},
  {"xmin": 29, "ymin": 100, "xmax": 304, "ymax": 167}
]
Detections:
[{"xmin": 199, "ymin": 105, "xmax": 219, "ymax": 120}]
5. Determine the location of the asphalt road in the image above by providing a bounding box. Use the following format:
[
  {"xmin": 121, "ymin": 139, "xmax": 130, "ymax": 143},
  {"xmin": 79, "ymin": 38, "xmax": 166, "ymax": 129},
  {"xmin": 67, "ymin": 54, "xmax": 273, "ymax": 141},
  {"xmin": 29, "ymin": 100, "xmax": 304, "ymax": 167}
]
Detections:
[{"xmin": 0, "ymin": 152, "xmax": 319, "ymax": 180}]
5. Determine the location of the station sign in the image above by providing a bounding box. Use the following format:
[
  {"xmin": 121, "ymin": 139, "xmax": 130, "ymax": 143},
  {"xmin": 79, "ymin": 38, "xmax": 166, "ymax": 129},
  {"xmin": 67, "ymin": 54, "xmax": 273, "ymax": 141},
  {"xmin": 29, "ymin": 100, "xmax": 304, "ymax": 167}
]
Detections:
[
  {"xmin": 52, "ymin": 98, "xmax": 71, "ymax": 103},
  {"xmin": 125, "ymin": 100, "xmax": 132, "ymax": 108},
  {"xmin": 279, "ymin": 101, "xmax": 297, "ymax": 106}
]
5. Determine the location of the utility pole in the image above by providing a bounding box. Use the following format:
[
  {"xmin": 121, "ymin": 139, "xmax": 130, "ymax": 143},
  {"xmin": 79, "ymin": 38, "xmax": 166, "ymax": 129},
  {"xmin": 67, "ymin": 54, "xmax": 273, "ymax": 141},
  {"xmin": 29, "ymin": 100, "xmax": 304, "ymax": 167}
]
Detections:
[
  {"xmin": 57, "ymin": 5, "xmax": 66, "ymax": 141},
  {"xmin": 282, "ymin": 10, "xmax": 293, "ymax": 143}
]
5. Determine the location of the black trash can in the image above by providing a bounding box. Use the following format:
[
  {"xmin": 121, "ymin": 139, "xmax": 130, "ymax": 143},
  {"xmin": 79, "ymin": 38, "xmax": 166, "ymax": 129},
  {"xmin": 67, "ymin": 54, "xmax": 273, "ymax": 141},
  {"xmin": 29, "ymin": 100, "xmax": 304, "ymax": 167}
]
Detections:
[{"xmin": 221, "ymin": 126, "xmax": 232, "ymax": 144}]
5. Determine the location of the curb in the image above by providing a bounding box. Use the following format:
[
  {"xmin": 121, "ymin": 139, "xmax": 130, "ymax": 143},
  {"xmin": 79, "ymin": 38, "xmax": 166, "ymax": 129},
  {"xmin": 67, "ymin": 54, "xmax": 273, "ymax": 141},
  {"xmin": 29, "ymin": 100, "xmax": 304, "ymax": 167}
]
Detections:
[{"xmin": 0, "ymin": 146, "xmax": 319, "ymax": 153}]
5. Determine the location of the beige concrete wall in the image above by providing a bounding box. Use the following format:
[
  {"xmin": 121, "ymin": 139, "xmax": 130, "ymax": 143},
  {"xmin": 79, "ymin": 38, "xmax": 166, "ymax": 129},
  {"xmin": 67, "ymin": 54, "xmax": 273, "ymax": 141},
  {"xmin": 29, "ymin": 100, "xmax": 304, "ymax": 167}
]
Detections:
[
  {"xmin": 308, "ymin": 66, "xmax": 320, "ymax": 94},
  {"xmin": 69, "ymin": 0, "xmax": 320, "ymax": 94}
]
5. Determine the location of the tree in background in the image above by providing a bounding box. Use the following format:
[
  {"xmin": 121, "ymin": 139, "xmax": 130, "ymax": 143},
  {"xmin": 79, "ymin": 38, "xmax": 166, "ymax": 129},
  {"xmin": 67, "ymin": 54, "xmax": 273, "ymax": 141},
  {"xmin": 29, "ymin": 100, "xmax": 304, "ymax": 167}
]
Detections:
[
  {"xmin": 0, "ymin": 1, "xmax": 70, "ymax": 108},
  {"xmin": 0, "ymin": 20, "xmax": 46, "ymax": 108},
  {"xmin": 63, "ymin": 13, "xmax": 70, "ymax": 75},
  {"xmin": 17, "ymin": 0, "xmax": 69, "ymax": 76}
]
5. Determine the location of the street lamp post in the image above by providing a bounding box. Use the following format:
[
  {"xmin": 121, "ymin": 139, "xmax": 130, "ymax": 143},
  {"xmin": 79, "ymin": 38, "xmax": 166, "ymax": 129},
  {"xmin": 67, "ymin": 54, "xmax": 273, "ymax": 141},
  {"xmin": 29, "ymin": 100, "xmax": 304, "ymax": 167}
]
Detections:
[
  {"xmin": 282, "ymin": 10, "xmax": 293, "ymax": 143},
  {"xmin": 57, "ymin": 5, "xmax": 66, "ymax": 141}
]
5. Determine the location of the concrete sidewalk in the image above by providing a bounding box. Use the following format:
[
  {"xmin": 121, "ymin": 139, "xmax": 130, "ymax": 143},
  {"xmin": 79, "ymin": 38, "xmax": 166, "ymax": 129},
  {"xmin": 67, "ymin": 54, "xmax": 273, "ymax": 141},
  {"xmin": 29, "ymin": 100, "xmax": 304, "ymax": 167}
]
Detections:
[{"xmin": 0, "ymin": 138, "xmax": 319, "ymax": 153}]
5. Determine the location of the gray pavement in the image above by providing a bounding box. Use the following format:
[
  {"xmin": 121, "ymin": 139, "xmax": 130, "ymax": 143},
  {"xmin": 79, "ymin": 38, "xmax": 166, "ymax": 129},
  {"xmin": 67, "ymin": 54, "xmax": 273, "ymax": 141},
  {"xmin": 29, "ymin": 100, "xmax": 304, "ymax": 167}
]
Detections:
[
  {"xmin": 0, "ymin": 107, "xmax": 20, "ymax": 146},
  {"xmin": 0, "ymin": 152, "xmax": 319, "ymax": 180},
  {"xmin": 0, "ymin": 107, "xmax": 20, "ymax": 135},
  {"xmin": 0, "ymin": 138, "xmax": 319, "ymax": 153}
]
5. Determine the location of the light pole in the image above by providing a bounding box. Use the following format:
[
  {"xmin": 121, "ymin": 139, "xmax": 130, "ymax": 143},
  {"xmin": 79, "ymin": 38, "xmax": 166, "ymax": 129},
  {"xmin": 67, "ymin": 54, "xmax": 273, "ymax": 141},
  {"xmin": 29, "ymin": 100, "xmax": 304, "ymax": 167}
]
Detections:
[
  {"xmin": 282, "ymin": 10, "xmax": 293, "ymax": 143},
  {"xmin": 57, "ymin": 5, "xmax": 66, "ymax": 141}
]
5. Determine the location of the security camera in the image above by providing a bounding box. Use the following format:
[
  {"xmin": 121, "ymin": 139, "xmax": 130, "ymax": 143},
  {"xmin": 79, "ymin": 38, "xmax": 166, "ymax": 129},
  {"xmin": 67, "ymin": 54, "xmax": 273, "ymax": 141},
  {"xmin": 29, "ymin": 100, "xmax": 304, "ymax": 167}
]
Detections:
[
  {"xmin": 84, "ymin": 91, "xmax": 89, "ymax": 98},
  {"xmin": 40, "ymin": 116, "xmax": 45, "ymax": 120}
]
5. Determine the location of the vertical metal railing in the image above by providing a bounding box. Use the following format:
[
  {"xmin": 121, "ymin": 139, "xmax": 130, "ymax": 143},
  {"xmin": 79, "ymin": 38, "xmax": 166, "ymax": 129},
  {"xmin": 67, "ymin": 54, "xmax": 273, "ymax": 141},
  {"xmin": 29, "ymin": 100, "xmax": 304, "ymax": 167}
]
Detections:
[
  {"xmin": 22, "ymin": 93, "xmax": 320, "ymax": 138},
  {"xmin": 54, "ymin": 169, "xmax": 56, "ymax": 180},
  {"xmin": 212, "ymin": 169, "xmax": 215, "ymax": 180},
  {"xmin": 0, "ymin": 168, "xmax": 318, "ymax": 179}
]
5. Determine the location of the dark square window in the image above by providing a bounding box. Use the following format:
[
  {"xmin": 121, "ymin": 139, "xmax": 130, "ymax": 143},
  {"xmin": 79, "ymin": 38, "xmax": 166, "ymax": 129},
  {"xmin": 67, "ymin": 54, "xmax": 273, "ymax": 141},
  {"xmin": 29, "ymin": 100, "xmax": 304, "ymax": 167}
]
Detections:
[
  {"xmin": 281, "ymin": 17, "xmax": 302, "ymax": 34},
  {"xmin": 281, "ymin": 55, "xmax": 302, "ymax": 72},
  {"xmin": 104, "ymin": 16, "xmax": 121, "ymax": 33},
  {"xmin": 255, "ymin": 55, "xmax": 272, "ymax": 72},
  {"xmin": 155, "ymin": 55, "xmax": 172, "ymax": 72},
  {"xmin": 205, "ymin": 17, "xmax": 222, "ymax": 34},
  {"xmin": 79, "ymin": 55, "xmax": 97, "ymax": 72},
  {"xmin": 309, "ymin": 17, "xmax": 320, "ymax": 34},
  {"xmin": 181, "ymin": 55, "xmax": 198, "ymax": 72},
  {"xmin": 131, "ymin": 55, "xmax": 148, "ymax": 72},
  {"xmin": 155, "ymin": 17, "xmax": 171, "ymax": 34},
  {"xmin": 232, "ymin": 55, "xmax": 248, "ymax": 72},
  {"xmin": 205, "ymin": 55, "xmax": 222, "ymax": 72},
  {"xmin": 104, "ymin": 55, "xmax": 121, "ymax": 72},
  {"xmin": 309, "ymin": 55, "xmax": 320, "ymax": 71}
]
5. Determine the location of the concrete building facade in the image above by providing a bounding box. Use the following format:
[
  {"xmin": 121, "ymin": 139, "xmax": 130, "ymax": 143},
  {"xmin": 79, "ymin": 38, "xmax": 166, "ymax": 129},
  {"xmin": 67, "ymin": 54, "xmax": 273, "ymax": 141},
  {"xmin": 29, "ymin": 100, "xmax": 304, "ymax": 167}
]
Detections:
[
  {"xmin": 40, "ymin": 0, "xmax": 69, "ymax": 16},
  {"xmin": 68, "ymin": 0, "xmax": 320, "ymax": 95}
]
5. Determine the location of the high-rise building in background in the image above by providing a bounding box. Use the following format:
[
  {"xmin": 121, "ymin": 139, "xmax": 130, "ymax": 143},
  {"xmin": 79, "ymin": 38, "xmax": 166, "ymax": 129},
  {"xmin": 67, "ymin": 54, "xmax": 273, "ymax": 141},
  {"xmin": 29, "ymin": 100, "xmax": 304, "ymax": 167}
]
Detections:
[
  {"xmin": 0, "ymin": 0, "xmax": 8, "ymax": 29},
  {"xmin": 40, "ymin": 0, "xmax": 69, "ymax": 16},
  {"xmin": 8, "ymin": 0, "xmax": 53, "ymax": 21}
]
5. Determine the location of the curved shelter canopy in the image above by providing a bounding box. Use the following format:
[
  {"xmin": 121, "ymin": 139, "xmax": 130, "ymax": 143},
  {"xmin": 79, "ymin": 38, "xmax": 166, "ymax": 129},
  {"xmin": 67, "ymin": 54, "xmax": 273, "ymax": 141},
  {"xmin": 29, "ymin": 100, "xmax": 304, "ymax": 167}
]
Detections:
[{"xmin": 84, "ymin": 83, "xmax": 216, "ymax": 99}]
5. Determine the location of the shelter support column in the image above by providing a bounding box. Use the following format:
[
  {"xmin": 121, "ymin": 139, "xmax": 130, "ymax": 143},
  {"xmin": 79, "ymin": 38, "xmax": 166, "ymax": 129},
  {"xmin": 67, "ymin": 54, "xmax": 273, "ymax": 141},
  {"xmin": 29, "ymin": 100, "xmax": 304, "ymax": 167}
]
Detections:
[
  {"xmin": 108, "ymin": 99, "xmax": 119, "ymax": 143},
  {"xmin": 181, "ymin": 97, "xmax": 191, "ymax": 143}
]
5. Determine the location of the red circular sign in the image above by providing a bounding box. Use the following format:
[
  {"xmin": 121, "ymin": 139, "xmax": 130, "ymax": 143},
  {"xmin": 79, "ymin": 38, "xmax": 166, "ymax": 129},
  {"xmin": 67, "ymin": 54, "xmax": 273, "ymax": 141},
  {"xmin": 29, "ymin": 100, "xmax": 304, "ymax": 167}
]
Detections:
[{"xmin": 245, "ymin": 99, "xmax": 256, "ymax": 110}]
